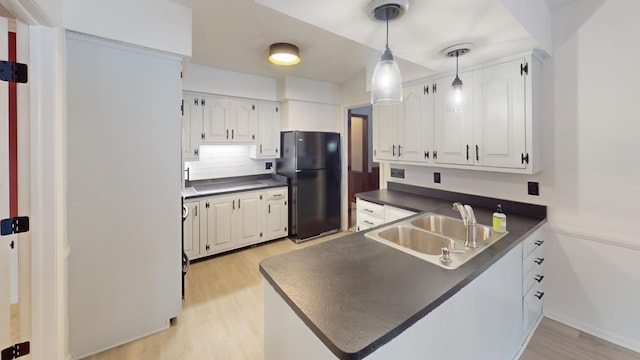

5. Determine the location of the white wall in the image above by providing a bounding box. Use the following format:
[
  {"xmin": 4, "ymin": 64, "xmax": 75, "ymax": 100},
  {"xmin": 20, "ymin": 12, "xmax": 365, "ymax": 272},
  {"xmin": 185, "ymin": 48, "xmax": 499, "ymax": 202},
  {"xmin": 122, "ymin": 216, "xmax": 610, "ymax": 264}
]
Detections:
[
  {"xmin": 367, "ymin": 0, "xmax": 640, "ymax": 352},
  {"xmin": 183, "ymin": 64, "xmax": 278, "ymax": 101},
  {"xmin": 279, "ymin": 100, "xmax": 340, "ymax": 132},
  {"xmin": 63, "ymin": 0, "xmax": 191, "ymax": 56}
]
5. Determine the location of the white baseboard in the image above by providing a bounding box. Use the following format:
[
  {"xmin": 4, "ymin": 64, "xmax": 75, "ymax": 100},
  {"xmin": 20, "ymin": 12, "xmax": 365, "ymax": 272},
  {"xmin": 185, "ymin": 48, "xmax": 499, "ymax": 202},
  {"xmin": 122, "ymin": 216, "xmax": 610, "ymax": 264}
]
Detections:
[{"xmin": 544, "ymin": 310, "xmax": 640, "ymax": 354}]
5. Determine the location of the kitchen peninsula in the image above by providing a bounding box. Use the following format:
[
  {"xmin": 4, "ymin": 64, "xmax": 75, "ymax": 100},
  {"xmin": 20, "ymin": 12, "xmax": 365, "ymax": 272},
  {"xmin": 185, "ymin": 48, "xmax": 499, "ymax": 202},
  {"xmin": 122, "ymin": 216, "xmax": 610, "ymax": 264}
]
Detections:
[{"xmin": 260, "ymin": 183, "xmax": 546, "ymax": 360}]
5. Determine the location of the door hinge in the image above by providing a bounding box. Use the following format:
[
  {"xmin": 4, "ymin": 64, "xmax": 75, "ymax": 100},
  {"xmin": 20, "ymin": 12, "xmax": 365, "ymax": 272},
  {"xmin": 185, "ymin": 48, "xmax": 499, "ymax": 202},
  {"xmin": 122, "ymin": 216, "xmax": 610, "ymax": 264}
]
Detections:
[
  {"xmin": 205, "ymin": 202, "xmax": 210, "ymax": 209},
  {"xmin": 432, "ymin": 83, "xmax": 437, "ymax": 93},
  {"xmin": 1, "ymin": 342, "xmax": 30, "ymax": 360},
  {"xmin": 252, "ymin": 104, "xmax": 255, "ymax": 110},
  {"xmin": 260, "ymin": 232, "xmax": 263, "ymax": 237},
  {"xmin": 347, "ymin": 165, "xmax": 352, "ymax": 171},
  {"xmin": 521, "ymin": 153, "xmax": 530, "ymax": 164},
  {"xmin": 276, "ymin": 107, "xmax": 279, "ymax": 112},
  {"xmin": 1, "ymin": 217, "xmax": 30, "ymax": 236},
  {"xmin": 433, "ymin": 150, "xmax": 438, "ymax": 160},
  {"xmin": 194, "ymin": 148, "xmax": 199, "ymax": 156},
  {"xmin": 521, "ymin": 62, "xmax": 529, "ymax": 76},
  {"xmin": 423, "ymin": 85, "xmax": 429, "ymax": 95},
  {"xmin": 0, "ymin": 61, "xmax": 28, "ymax": 84},
  {"xmin": 424, "ymin": 151, "xmax": 429, "ymax": 159},
  {"xmin": 201, "ymin": 98, "xmax": 206, "ymax": 106},
  {"xmin": 205, "ymin": 244, "xmax": 210, "ymax": 251},
  {"xmin": 201, "ymin": 133, "xmax": 205, "ymax": 140}
]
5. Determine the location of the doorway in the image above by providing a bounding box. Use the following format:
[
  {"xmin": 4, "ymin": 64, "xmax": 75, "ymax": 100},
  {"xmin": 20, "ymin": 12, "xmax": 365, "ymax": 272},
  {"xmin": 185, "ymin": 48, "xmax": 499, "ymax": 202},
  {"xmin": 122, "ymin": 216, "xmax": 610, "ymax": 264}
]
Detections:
[{"xmin": 347, "ymin": 106, "xmax": 379, "ymax": 229}]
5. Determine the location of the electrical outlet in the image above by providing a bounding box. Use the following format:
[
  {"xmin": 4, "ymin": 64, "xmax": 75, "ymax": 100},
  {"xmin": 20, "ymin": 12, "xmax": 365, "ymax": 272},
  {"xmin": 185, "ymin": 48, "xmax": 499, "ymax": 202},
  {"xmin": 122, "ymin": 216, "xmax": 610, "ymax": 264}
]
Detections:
[
  {"xmin": 434, "ymin": 172, "xmax": 441, "ymax": 184},
  {"xmin": 528, "ymin": 181, "xmax": 539, "ymax": 196},
  {"xmin": 265, "ymin": 162, "xmax": 273, "ymax": 170},
  {"xmin": 390, "ymin": 168, "xmax": 405, "ymax": 178}
]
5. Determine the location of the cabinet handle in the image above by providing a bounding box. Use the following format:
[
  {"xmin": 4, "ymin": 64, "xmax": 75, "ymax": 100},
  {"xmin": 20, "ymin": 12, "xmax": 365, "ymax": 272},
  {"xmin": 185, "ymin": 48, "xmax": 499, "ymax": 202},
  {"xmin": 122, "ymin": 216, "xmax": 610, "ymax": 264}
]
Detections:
[
  {"xmin": 475, "ymin": 145, "xmax": 479, "ymax": 161},
  {"xmin": 268, "ymin": 204, "xmax": 271, "ymax": 214},
  {"xmin": 466, "ymin": 144, "xmax": 470, "ymax": 161},
  {"xmin": 535, "ymin": 274, "xmax": 544, "ymax": 283},
  {"xmin": 364, "ymin": 220, "xmax": 374, "ymax": 225},
  {"xmin": 238, "ymin": 199, "xmax": 241, "ymax": 209},
  {"xmin": 232, "ymin": 200, "xmax": 235, "ymax": 210},
  {"xmin": 185, "ymin": 168, "xmax": 190, "ymax": 181},
  {"xmin": 398, "ymin": 145, "xmax": 402, "ymax": 156},
  {"xmin": 535, "ymin": 240, "xmax": 544, "ymax": 246},
  {"xmin": 535, "ymin": 291, "xmax": 545, "ymax": 300},
  {"xmin": 392, "ymin": 145, "xmax": 396, "ymax": 156},
  {"xmin": 424, "ymin": 151, "xmax": 429, "ymax": 159},
  {"xmin": 363, "ymin": 209, "xmax": 373, "ymax": 213},
  {"xmin": 260, "ymin": 144, "xmax": 263, "ymax": 154},
  {"xmin": 534, "ymin": 257, "xmax": 545, "ymax": 265},
  {"xmin": 226, "ymin": 129, "xmax": 229, "ymax": 139},
  {"xmin": 273, "ymin": 194, "xmax": 283, "ymax": 198},
  {"xmin": 232, "ymin": 129, "xmax": 234, "ymax": 139}
]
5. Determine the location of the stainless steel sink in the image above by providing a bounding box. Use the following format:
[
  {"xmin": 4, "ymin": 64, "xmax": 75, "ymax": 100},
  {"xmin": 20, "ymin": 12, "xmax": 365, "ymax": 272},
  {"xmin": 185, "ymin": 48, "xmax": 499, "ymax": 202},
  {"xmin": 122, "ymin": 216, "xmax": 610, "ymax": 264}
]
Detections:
[
  {"xmin": 365, "ymin": 213, "xmax": 507, "ymax": 269},
  {"xmin": 410, "ymin": 214, "xmax": 493, "ymax": 242},
  {"xmin": 377, "ymin": 226, "xmax": 455, "ymax": 256}
]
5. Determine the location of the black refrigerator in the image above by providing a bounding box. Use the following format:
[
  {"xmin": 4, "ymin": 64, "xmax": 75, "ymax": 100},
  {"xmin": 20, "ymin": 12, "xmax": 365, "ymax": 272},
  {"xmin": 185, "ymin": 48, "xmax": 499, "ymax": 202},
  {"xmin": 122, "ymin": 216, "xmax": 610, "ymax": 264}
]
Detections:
[{"xmin": 277, "ymin": 131, "xmax": 341, "ymax": 242}]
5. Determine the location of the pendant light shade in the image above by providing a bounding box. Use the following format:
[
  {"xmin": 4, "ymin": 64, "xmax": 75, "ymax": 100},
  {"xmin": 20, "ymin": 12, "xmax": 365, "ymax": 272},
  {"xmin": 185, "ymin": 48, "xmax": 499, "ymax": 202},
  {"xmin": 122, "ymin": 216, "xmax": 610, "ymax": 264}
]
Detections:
[
  {"xmin": 268, "ymin": 43, "xmax": 301, "ymax": 66},
  {"xmin": 369, "ymin": 0, "xmax": 408, "ymax": 105},
  {"xmin": 371, "ymin": 48, "xmax": 403, "ymax": 104}
]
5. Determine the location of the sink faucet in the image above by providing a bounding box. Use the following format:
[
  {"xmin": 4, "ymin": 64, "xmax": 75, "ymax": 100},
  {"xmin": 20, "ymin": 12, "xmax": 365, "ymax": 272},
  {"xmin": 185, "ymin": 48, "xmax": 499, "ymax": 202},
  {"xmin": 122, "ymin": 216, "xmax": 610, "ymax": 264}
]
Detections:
[{"xmin": 453, "ymin": 202, "xmax": 478, "ymax": 248}]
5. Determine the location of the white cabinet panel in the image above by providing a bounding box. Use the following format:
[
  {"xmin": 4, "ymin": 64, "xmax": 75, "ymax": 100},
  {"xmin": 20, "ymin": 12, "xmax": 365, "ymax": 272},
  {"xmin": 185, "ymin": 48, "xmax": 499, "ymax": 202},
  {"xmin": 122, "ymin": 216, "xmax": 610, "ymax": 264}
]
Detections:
[
  {"xmin": 236, "ymin": 191, "xmax": 263, "ymax": 246},
  {"xmin": 200, "ymin": 195, "xmax": 235, "ymax": 255},
  {"xmin": 182, "ymin": 93, "xmax": 202, "ymax": 161},
  {"xmin": 202, "ymin": 96, "xmax": 229, "ymax": 144},
  {"xmin": 373, "ymin": 104, "xmax": 399, "ymax": 161},
  {"xmin": 251, "ymin": 102, "xmax": 281, "ymax": 159},
  {"xmin": 183, "ymin": 201, "xmax": 200, "ymax": 259}
]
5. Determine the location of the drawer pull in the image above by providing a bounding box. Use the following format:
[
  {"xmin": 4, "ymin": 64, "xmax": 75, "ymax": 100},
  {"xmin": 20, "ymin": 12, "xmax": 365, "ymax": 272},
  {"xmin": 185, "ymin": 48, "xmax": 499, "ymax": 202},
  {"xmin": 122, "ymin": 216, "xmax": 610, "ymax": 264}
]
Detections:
[
  {"xmin": 364, "ymin": 220, "xmax": 374, "ymax": 226},
  {"xmin": 535, "ymin": 274, "xmax": 544, "ymax": 283},
  {"xmin": 534, "ymin": 240, "xmax": 544, "ymax": 246},
  {"xmin": 534, "ymin": 257, "xmax": 545, "ymax": 265},
  {"xmin": 535, "ymin": 291, "xmax": 545, "ymax": 300},
  {"xmin": 363, "ymin": 209, "xmax": 374, "ymax": 213}
]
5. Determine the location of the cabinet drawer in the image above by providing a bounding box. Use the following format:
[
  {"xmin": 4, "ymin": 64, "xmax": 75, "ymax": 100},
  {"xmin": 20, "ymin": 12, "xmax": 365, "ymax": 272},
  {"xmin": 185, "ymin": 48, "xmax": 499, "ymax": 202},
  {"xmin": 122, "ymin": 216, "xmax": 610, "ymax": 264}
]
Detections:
[
  {"xmin": 522, "ymin": 229, "xmax": 545, "ymax": 259},
  {"xmin": 523, "ymin": 246, "xmax": 544, "ymax": 278},
  {"xmin": 523, "ymin": 265, "xmax": 544, "ymax": 296},
  {"xmin": 523, "ymin": 281, "xmax": 544, "ymax": 335},
  {"xmin": 266, "ymin": 188, "xmax": 287, "ymax": 201},
  {"xmin": 356, "ymin": 198, "xmax": 385, "ymax": 219},
  {"xmin": 357, "ymin": 212, "xmax": 384, "ymax": 229}
]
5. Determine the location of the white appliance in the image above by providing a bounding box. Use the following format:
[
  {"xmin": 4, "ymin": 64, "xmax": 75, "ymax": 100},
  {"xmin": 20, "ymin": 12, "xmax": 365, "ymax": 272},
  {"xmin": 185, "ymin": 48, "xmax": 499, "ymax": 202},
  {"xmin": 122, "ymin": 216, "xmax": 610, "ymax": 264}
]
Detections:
[{"xmin": 66, "ymin": 33, "xmax": 182, "ymax": 358}]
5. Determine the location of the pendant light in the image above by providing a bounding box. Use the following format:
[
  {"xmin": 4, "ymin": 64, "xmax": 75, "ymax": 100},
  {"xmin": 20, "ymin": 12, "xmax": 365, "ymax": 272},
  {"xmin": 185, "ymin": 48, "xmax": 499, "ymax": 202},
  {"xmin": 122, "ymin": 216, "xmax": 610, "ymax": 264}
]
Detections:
[
  {"xmin": 369, "ymin": 0, "xmax": 408, "ymax": 105},
  {"xmin": 442, "ymin": 43, "xmax": 473, "ymax": 113}
]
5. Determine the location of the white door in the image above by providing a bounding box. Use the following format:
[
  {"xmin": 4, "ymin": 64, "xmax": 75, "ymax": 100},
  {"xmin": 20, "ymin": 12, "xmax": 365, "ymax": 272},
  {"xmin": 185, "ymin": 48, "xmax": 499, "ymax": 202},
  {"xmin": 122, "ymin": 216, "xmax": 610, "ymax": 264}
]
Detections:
[
  {"xmin": 201, "ymin": 196, "xmax": 235, "ymax": 254},
  {"xmin": 1, "ymin": 15, "xmax": 11, "ymax": 351},
  {"xmin": 257, "ymin": 102, "xmax": 280, "ymax": 157},
  {"xmin": 230, "ymin": 99, "xmax": 257, "ymax": 143}
]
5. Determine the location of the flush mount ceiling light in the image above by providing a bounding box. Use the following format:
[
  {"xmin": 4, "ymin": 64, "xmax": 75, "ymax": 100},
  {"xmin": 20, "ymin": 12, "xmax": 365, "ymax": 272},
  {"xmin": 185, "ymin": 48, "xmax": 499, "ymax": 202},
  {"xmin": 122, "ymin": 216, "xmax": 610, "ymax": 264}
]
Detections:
[
  {"xmin": 442, "ymin": 43, "xmax": 474, "ymax": 113},
  {"xmin": 368, "ymin": 0, "xmax": 409, "ymax": 105},
  {"xmin": 268, "ymin": 43, "xmax": 301, "ymax": 66}
]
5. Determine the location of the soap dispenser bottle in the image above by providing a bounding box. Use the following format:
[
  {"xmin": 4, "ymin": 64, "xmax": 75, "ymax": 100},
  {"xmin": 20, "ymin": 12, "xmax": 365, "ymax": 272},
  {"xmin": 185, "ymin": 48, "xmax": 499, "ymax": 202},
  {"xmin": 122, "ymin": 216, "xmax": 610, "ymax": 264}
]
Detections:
[{"xmin": 493, "ymin": 204, "xmax": 507, "ymax": 233}]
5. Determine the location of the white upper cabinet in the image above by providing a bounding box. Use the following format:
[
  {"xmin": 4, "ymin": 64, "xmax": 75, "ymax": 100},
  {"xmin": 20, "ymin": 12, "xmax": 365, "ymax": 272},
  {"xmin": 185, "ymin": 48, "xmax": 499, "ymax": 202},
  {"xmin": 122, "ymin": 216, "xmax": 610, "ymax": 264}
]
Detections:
[
  {"xmin": 373, "ymin": 51, "xmax": 543, "ymax": 174},
  {"xmin": 182, "ymin": 93, "xmax": 203, "ymax": 161},
  {"xmin": 373, "ymin": 83, "xmax": 432, "ymax": 163},
  {"xmin": 373, "ymin": 103, "xmax": 400, "ymax": 161},
  {"xmin": 250, "ymin": 101, "xmax": 281, "ymax": 159},
  {"xmin": 473, "ymin": 58, "xmax": 527, "ymax": 169},
  {"xmin": 202, "ymin": 96, "xmax": 257, "ymax": 144},
  {"xmin": 433, "ymin": 71, "xmax": 474, "ymax": 166}
]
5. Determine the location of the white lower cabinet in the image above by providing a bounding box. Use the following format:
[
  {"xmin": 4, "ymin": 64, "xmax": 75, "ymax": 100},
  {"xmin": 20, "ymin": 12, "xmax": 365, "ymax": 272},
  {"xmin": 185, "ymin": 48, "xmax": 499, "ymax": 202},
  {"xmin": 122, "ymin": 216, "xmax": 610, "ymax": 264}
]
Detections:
[
  {"xmin": 265, "ymin": 188, "xmax": 288, "ymax": 240},
  {"xmin": 183, "ymin": 200, "xmax": 201, "ymax": 259},
  {"xmin": 355, "ymin": 198, "xmax": 417, "ymax": 231},
  {"xmin": 521, "ymin": 227, "xmax": 545, "ymax": 337},
  {"xmin": 186, "ymin": 186, "xmax": 288, "ymax": 260}
]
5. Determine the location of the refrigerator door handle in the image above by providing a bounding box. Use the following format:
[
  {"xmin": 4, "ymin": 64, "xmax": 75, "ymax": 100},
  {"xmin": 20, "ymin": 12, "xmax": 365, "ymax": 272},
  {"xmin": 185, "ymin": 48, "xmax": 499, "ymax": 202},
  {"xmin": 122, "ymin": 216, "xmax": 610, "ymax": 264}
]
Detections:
[{"xmin": 295, "ymin": 170, "xmax": 302, "ymax": 173}]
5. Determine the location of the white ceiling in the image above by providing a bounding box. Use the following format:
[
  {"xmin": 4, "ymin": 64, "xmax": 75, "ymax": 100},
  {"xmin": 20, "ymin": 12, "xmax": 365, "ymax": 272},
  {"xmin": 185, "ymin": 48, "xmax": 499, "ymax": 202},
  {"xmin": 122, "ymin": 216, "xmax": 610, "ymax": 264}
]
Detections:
[{"xmin": 188, "ymin": 0, "xmax": 561, "ymax": 85}]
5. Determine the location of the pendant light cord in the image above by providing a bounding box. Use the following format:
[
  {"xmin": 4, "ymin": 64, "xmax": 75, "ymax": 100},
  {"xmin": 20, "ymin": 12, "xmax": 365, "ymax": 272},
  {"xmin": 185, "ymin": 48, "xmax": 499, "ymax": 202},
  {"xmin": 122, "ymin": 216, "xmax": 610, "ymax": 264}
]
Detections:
[
  {"xmin": 385, "ymin": 17, "xmax": 389, "ymax": 50},
  {"xmin": 456, "ymin": 51, "xmax": 459, "ymax": 76}
]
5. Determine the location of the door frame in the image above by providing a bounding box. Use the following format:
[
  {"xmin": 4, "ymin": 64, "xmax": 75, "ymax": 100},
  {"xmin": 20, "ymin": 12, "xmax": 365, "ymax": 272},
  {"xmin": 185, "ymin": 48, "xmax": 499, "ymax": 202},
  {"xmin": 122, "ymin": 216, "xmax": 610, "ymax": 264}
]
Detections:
[
  {"xmin": 1, "ymin": 2, "xmax": 67, "ymax": 359},
  {"xmin": 347, "ymin": 112, "xmax": 369, "ymax": 228}
]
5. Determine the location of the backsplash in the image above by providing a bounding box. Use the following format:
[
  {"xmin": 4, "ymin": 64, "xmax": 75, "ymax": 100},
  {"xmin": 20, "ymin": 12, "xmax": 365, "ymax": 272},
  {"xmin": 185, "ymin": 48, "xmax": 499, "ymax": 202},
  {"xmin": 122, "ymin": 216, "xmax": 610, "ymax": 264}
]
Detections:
[{"xmin": 185, "ymin": 145, "xmax": 275, "ymax": 181}]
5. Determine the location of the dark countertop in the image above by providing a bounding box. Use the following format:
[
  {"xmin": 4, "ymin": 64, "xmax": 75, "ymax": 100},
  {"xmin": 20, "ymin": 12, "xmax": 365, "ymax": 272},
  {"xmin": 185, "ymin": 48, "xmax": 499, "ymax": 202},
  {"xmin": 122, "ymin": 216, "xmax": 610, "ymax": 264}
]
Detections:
[
  {"xmin": 182, "ymin": 174, "xmax": 287, "ymax": 199},
  {"xmin": 259, "ymin": 183, "xmax": 546, "ymax": 360}
]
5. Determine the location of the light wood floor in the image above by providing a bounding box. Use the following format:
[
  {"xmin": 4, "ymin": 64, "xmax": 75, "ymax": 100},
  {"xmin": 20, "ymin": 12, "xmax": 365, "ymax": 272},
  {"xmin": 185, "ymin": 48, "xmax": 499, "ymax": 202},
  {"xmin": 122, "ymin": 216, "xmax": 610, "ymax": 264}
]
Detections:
[{"xmin": 15, "ymin": 231, "xmax": 638, "ymax": 359}]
